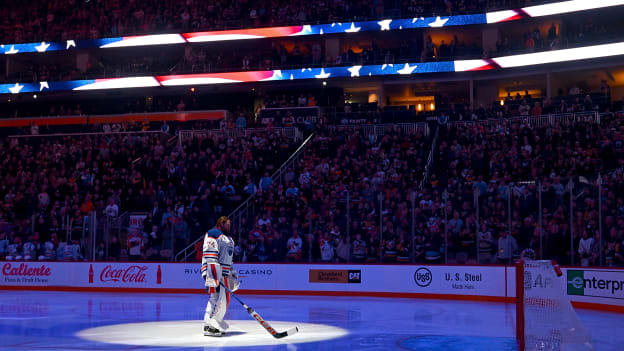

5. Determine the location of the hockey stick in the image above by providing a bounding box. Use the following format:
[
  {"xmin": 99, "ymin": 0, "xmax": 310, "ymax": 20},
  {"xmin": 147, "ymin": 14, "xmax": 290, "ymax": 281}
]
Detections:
[{"xmin": 219, "ymin": 282, "xmax": 299, "ymax": 339}]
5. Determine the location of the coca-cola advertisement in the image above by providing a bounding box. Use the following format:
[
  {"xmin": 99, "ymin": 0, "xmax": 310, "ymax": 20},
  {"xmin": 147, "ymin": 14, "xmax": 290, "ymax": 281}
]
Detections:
[{"xmin": 92, "ymin": 264, "xmax": 151, "ymax": 285}]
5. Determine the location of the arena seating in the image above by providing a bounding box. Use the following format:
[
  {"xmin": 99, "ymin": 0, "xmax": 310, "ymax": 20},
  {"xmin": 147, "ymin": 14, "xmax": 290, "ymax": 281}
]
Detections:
[
  {"xmin": 0, "ymin": 127, "xmax": 300, "ymax": 261},
  {"xmin": 1, "ymin": 1, "xmax": 560, "ymax": 44}
]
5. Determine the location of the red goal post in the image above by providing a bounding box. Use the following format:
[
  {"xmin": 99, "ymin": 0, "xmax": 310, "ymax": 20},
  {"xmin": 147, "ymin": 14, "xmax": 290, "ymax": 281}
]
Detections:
[{"xmin": 515, "ymin": 260, "xmax": 594, "ymax": 351}]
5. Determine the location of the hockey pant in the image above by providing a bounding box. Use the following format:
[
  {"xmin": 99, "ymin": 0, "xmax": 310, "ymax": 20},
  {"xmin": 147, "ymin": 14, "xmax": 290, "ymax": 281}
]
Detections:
[{"xmin": 204, "ymin": 279, "xmax": 231, "ymax": 332}]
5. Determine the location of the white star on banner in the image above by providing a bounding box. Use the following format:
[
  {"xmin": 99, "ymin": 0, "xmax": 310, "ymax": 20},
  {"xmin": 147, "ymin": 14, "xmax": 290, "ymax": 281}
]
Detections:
[
  {"xmin": 381, "ymin": 64, "xmax": 393, "ymax": 70},
  {"xmin": 412, "ymin": 17, "xmax": 424, "ymax": 23},
  {"xmin": 35, "ymin": 42, "xmax": 50, "ymax": 52},
  {"xmin": 345, "ymin": 22, "xmax": 361, "ymax": 33},
  {"xmin": 397, "ymin": 63, "xmax": 417, "ymax": 75},
  {"xmin": 302, "ymin": 25, "xmax": 312, "ymax": 33},
  {"xmin": 39, "ymin": 81, "xmax": 49, "ymax": 91},
  {"xmin": 9, "ymin": 83, "xmax": 24, "ymax": 94},
  {"xmin": 6, "ymin": 45, "xmax": 18, "ymax": 54},
  {"xmin": 428, "ymin": 16, "xmax": 449, "ymax": 28},
  {"xmin": 347, "ymin": 65, "xmax": 362, "ymax": 77},
  {"xmin": 290, "ymin": 74, "xmax": 294, "ymax": 80},
  {"xmin": 378, "ymin": 19, "xmax": 392, "ymax": 31},
  {"xmin": 314, "ymin": 68, "xmax": 331, "ymax": 79},
  {"xmin": 66, "ymin": 40, "xmax": 76, "ymax": 49},
  {"xmin": 320, "ymin": 29, "xmax": 324, "ymax": 35}
]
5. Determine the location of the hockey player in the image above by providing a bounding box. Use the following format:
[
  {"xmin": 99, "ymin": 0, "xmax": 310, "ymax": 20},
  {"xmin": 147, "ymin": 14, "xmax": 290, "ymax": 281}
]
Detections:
[{"xmin": 201, "ymin": 216, "xmax": 240, "ymax": 337}]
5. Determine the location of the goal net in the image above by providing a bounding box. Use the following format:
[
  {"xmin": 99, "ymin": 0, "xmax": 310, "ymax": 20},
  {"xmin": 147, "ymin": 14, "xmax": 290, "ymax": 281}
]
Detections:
[{"xmin": 516, "ymin": 260, "xmax": 594, "ymax": 351}]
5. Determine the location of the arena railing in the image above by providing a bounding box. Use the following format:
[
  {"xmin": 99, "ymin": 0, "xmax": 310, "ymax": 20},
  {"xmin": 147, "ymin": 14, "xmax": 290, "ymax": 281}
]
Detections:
[
  {"xmin": 177, "ymin": 127, "xmax": 302, "ymax": 146},
  {"xmin": 419, "ymin": 126, "xmax": 440, "ymax": 190},
  {"xmin": 328, "ymin": 122, "xmax": 430, "ymax": 138},
  {"xmin": 448, "ymin": 111, "xmax": 600, "ymax": 129},
  {"xmin": 8, "ymin": 130, "xmax": 166, "ymax": 139}
]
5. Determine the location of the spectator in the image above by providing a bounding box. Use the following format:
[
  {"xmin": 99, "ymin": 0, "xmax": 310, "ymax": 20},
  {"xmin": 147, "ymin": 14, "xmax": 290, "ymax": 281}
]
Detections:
[
  {"xmin": 161, "ymin": 121, "xmax": 170, "ymax": 134},
  {"xmin": 147, "ymin": 225, "xmax": 161, "ymax": 250},
  {"xmin": 531, "ymin": 102, "xmax": 542, "ymax": 116},
  {"xmin": 605, "ymin": 228, "xmax": 623, "ymax": 267},
  {"xmin": 30, "ymin": 123, "xmax": 39, "ymax": 135},
  {"xmin": 578, "ymin": 230, "xmax": 594, "ymax": 266},
  {"xmin": 259, "ymin": 172, "xmax": 273, "ymax": 192},
  {"xmin": 352, "ymin": 233, "xmax": 366, "ymax": 262},
  {"xmin": 285, "ymin": 182, "xmax": 299, "ymax": 197},
  {"xmin": 258, "ymin": 214, "xmax": 271, "ymax": 227},
  {"xmin": 518, "ymin": 99, "xmax": 531, "ymax": 116},
  {"xmin": 128, "ymin": 230, "xmax": 144, "ymax": 261},
  {"xmin": 336, "ymin": 236, "xmax": 351, "ymax": 262},
  {"xmin": 0, "ymin": 232, "xmax": 8, "ymax": 258},
  {"xmin": 298, "ymin": 94, "xmax": 307, "ymax": 107},
  {"xmin": 42, "ymin": 234, "xmax": 58, "ymax": 260},
  {"xmin": 236, "ymin": 114, "xmax": 247, "ymax": 128},
  {"xmin": 105, "ymin": 199, "xmax": 119, "ymax": 218},
  {"xmin": 320, "ymin": 235, "xmax": 335, "ymax": 262},
  {"xmin": 244, "ymin": 179, "xmax": 258, "ymax": 196},
  {"xmin": 497, "ymin": 231, "xmax": 518, "ymax": 263},
  {"xmin": 6, "ymin": 236, "xmax": 23, "ymax": 261},
  {"xmin": 286, "ymin": 231, "xmax": 302, "ymax": 261},
  {"xmin": 96, "ymin": 242, "xmax": 107, "ymax": 261}
]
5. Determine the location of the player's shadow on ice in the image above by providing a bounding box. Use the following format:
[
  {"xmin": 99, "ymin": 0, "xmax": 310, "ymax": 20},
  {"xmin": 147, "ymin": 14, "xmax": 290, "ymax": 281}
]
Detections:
[{"xmin": 221, "ymin": 331, "xmax": 246, "ymax": 337}]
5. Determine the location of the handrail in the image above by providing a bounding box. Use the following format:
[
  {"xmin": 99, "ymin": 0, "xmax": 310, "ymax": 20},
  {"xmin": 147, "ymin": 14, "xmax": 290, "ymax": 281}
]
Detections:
[
  {"xmin": 0, "ymin": 110, "xmax": 228, "ymax": 129},
  {"xmin": 229, "ymin": 132, "xmax": 314, "ymax": 218},
  {"xmin": 419, "ymin": 126, "xmax": 439, "ymax": 190},
  {"xmin": 269, "ymin": 132, "xmax": 315, "ymax": 183},
  {"xmin": 173, "ymin": 131, "xmax": 316, "ymax": 262},
  {"xmin": 328, "ymin": 122, "xmax": 429, "ymax": 137},
  {"xmin": 448, "ymin": 111, "xmax": 600, "ymax": 128},
  {"xmin": 9, "ymin": 130, "xmax": 164, "ymax": 139},
  {"xmin": 178, "ymin": 127, "xmax": 300, "ymax": 144}
]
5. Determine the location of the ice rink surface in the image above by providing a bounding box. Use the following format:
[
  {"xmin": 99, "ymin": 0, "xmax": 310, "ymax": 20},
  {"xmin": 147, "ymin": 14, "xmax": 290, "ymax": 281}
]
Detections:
[{"xmin": 0, "ymin": 290, "xmax": 622, "ymax": 351}]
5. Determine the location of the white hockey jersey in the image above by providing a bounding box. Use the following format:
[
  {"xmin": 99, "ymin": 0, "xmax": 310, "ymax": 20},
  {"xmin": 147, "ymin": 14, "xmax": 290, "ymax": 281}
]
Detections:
[{"xmin": 201, "ymin": 228, "xmax": 235, "ymax": 288}]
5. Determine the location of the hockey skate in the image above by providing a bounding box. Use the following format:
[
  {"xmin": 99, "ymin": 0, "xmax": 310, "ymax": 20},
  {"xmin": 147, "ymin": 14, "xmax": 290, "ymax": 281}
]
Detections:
[{"xmin": 204, "ymin": 325, "xmax": 224, "ymax": 337}]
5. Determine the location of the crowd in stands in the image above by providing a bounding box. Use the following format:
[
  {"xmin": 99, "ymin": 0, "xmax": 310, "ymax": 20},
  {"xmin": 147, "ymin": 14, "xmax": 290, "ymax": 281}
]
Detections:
[
  {"xmin": 494, "ymin": 15, "xmax": 622, "ymax": 56},
  {"xmin": 0, "ymin": 126, "xmax": 299, "ymax": 261},
  {"xmin": 261, "ymin": 92, "xmax": 318, "ymax": 109},
  {"xmin": 233, "ymin": 124, "xmax": 432, "ymax": 263},
  {"xmin": 428, "ymin": 114, "xmax": 624, "ymax": 265},
  {"xmin": 467, "ymin": 84, "xmax": 613, "ymax": 121},
  {"xmin": 0, "ymin": 110, "xmax": 623, "ymax": 266},
  {"xmin": 1, "ymin": 0, "xmax": 559, "ymax": 45},
  {"xmin": 1, "ymin": 78, "xmax": 618, "ymax": 129},
  {"xmin": 230, "ymin": 112, "xmax": 624, "ymax": 266}
]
